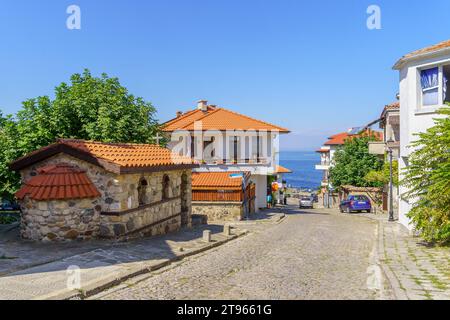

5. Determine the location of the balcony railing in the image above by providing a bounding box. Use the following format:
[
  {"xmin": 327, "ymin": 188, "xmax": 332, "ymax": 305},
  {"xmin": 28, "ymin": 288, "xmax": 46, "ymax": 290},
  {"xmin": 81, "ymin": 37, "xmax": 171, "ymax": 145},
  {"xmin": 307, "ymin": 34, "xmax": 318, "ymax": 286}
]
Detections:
[{"xmin": 199, "ymin": 157, "xmax": 269, "ymax": 165}]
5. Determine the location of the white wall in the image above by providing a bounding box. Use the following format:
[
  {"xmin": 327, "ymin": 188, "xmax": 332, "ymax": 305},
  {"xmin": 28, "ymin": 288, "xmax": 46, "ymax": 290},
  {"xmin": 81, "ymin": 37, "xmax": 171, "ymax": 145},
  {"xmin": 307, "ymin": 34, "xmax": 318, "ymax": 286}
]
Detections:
[
  {"xmin": 250, "ymin": 174, "xmax": 267, "ymax": 212},
  {"xmin": 397, "ymin": 52, "xmax": 450, "ymax": 229}
]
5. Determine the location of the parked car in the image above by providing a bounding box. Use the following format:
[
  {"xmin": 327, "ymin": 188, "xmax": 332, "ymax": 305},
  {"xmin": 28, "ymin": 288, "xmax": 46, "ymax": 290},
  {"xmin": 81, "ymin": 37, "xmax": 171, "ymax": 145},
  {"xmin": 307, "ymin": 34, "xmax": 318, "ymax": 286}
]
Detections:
[
  {"xmin": 339, "ymin": 195, "xmax": 371, "ymax": 213},
  {"xmin": 299, "ymin": 196, "xmax": 314, "ymax": 209},
  {"xmin": 0, "ymin": 199, "xmax": 20, "ymax": 211}
]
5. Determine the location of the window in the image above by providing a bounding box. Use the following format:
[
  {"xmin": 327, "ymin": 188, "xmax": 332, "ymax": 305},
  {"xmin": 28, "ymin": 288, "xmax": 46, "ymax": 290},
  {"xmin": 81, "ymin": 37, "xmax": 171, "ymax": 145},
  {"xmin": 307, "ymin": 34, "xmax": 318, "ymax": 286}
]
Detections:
[
  {"xmin": 420, "ymin": 64, "xmax": 450, "ymax": 107},
  {"xmin": 137, "ymin": 179, "xmax": 148, "ymax": 206},
  {"xmin": 420, "ymin": 67, "xmax": 439, "ymax": 106},
  {"xmin": 443, "ymin": 65, "xmax": 450, "ymax": 104},
  {"xmin": 162, "ymin": 175, "xmax": 170, "ymax": 200}
]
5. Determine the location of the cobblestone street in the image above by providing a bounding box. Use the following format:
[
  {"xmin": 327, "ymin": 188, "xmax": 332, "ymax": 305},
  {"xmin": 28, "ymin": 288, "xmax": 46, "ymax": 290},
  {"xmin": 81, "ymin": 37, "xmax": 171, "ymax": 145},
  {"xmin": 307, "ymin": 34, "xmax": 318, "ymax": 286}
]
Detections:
[{"xmin": 93, "ymin": 206, "xmax": 385, "ymax": 300}]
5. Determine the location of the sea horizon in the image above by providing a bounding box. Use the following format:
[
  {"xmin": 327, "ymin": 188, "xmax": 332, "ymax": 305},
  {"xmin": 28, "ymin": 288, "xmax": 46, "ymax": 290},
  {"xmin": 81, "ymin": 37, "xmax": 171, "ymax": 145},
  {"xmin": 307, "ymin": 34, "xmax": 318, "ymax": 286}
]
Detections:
[{"xmin": 279, "ymin": 150, "xmax": 322, "ymax": 191}]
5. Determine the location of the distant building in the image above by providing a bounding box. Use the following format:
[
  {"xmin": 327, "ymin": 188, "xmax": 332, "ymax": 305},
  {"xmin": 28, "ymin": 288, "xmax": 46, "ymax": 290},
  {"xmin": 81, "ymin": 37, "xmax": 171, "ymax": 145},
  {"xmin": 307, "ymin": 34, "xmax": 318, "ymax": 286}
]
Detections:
[
  {"xmin": 393, "ymin": 39, "xmax": 450, "ymax": 229},
  {"xmin": 368, "ymin": 101, "xmax": 400, "ymax": 213},
  {"xmin": 315, "ymin": 129, "xmax": 383, "ymax": 208}
]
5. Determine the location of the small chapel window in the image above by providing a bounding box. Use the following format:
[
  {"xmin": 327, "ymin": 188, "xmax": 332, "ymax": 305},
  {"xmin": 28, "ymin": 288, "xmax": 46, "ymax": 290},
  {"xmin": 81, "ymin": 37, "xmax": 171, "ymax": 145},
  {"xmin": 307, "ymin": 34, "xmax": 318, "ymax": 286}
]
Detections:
[
  {"xmin": 162, "ymin": 175, "xmax": 170, "ymax": 200},
  {"xmin": 138, "ymin": 178, "xmax": 148, "ymax": 206}
]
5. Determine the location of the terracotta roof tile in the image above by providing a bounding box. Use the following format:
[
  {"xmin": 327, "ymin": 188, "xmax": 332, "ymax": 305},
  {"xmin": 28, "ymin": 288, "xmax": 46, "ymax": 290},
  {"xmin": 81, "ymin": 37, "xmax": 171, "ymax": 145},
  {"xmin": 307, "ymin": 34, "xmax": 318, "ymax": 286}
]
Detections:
[
  {"xmin": 324, "ymin": 129, "xmax": 383, "ymax": 146},
  {"xmin": 275, "ymin": 165, "xmax": 292, "ymax": 174},
  {"xmin": 192, "ymin": 172, "xmax": 249, "ymax": 190},
  {"xmin": 163, "ymin": 107, "xmax": 289, "ymax": 133},
  {"xmin": 11, "ymin": 139, "xmax": 197, "ymax": 173},
  {"xmin": 15, "ymin": 164, "xmax": 101, "ymax": 201}
]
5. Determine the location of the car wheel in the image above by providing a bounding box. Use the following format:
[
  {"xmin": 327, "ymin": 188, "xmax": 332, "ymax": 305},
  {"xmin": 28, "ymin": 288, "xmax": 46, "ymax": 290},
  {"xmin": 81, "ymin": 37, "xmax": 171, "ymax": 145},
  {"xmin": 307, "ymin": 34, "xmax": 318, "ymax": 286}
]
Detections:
[{"xmin": 339, "ymin": 206, "xmax": 343, "ymax": 213}]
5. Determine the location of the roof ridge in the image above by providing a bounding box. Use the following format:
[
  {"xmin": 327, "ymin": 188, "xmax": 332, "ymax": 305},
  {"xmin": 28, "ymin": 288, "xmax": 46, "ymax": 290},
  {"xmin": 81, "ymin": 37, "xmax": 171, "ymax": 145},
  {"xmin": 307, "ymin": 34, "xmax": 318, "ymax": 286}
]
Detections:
[
  {"xmin": 179, "ymin": 107, "xmax": 223, "ymax": 130},
  {"xmin": 163, "ymin": 108, "xmax": 200, "ymax": 127},
  {"xmin": 216, "ymin": 108, "xmax": 290, "ymax": 132}
]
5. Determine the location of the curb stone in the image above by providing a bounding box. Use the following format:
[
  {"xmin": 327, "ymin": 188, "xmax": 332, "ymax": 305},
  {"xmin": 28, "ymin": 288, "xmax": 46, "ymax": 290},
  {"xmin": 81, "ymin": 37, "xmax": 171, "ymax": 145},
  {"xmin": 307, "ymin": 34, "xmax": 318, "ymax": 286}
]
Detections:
[{"xmin": 377, "ymin": 220, "xmax": 408, "ymax": 300}]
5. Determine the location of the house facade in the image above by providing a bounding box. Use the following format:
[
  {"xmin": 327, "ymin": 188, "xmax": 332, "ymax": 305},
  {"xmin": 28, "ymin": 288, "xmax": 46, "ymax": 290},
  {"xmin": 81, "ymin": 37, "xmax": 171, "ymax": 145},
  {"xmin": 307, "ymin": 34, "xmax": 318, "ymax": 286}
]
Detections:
[
  {"xmin": 393, "ymin": 39, "xmax": 450, "ymax": 229},
  {"xmin": 368, "ymin": 102, "xmax": 400, "ymax": 213},
  {"xmin": 162, "ymin": 100, "xmax": 290, "ymax": 221},
  {"xmin": 11, "ymin": 139, "xmax": 197, "ymax": 242}
]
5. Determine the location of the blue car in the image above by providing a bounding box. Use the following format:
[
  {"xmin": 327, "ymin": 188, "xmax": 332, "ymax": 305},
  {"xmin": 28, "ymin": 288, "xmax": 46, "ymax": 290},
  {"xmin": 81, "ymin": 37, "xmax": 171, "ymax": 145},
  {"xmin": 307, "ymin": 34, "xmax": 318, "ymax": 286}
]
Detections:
[{"xmin": 339, "ymin": 195, "xmax": 372, "ymax": 213}]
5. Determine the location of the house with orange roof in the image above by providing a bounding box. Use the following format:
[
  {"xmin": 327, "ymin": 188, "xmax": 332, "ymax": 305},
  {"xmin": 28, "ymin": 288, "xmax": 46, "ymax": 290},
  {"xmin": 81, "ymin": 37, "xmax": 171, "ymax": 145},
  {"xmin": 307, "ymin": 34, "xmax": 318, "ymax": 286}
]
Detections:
[
  {"xmin": 10, "ymin": 139, "xmax": 198, "ymax": 242},
  {"xmin": 162, "ymin": 100, "xmax": 291, "ymax": 220},
  {"xmin": 315, "ymin": 128, "xmax": 383, "ymax": 208},
  {"xmin": 393, "ymin": 39, "xmax": 450, "ymax": 229}
]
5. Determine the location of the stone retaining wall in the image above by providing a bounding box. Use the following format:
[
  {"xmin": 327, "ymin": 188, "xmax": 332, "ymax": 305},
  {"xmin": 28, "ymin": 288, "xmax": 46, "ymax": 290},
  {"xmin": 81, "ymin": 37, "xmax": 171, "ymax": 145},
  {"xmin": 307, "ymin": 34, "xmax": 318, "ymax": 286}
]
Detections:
[{"xmin": 192, "ymin": 202, "xmax": 244, "ymax": 222}]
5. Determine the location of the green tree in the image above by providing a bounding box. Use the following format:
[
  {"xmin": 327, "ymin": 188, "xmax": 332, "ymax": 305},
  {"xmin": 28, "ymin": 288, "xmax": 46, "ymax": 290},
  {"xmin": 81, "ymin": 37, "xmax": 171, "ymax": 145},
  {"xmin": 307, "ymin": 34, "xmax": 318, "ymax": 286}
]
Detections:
[
  {"xmin": 329, "ymin": 136, "xmax": 384, "ymax": 189},
  {"xmin": 365, "ymin": 159, "xmax": 399, "ymax": 186},
  {"xmin": 402, "ymin": 107, "xmax": 450, "ymax": 244},
  {"xmin": 0, "ymin": 69, "xmax": 161, "ymax": 199}
]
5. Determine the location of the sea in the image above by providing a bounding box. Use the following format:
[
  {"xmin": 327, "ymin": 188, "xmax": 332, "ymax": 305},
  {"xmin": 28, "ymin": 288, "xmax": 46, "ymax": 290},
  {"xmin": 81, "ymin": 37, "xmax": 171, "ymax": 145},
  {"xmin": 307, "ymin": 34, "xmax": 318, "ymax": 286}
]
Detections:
[{"xmin": 279, "ymin": 151, "xmax": 322, "ymax": 191}]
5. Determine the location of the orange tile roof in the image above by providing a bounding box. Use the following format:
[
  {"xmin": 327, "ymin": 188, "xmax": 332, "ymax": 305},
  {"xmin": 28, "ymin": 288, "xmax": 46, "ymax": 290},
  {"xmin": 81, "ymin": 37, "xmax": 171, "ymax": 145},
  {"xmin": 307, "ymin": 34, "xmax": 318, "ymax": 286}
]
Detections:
[
  {"xmin": 275, "ymin": 165, "xmax": 292, "ymax": 174},
  {"xmin": 192, "ymin": 172, "xmax": 249, "ymax": 190},
  {"xmin": 394, "ymin": 39, "xmax": 450, "ymax": 68},
  {"xmin": 10, "ymin": 139, "xmax": 198, "ymax": 174},
  {"xmin": 316, "ymin": 148, "xmax": 329, "ymax": 153},
  {"xmin": 324, "ymin": 132, "xmax": 350, "ymax": 145},
  {"xmin": 15, "ymin": 164, "xmax": 100, "ymax": 201},
  {"xmin": 324, "ymin": 129, "xmax": 383, "ymax": 146},
  {"xmin": 163, "ymin": 107, "xmax": 290, "ymax": 133}
]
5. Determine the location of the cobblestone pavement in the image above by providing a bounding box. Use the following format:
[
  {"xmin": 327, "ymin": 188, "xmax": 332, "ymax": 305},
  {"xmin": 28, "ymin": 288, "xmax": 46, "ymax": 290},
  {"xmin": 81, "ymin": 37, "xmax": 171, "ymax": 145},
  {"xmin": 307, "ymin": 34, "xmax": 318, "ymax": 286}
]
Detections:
[
  {"xmin": 381, "ymin": 222, "xmax": 450, "ymax": 300},
  {"xmin": 94, "ymin": 206, "xmax": 383, "ymax": 300}
]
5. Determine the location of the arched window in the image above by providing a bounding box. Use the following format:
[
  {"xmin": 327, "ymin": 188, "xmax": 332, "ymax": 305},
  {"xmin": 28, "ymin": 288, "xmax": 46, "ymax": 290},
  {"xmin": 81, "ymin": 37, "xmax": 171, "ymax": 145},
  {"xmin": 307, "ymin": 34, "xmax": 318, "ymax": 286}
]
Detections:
[
  {"xmin": 162, "ymin": 175, "xmax": 170, "ymax": 200},
  {"xmin": 137, "ymin": 178, "xmax": 148, "ymax": 206}
]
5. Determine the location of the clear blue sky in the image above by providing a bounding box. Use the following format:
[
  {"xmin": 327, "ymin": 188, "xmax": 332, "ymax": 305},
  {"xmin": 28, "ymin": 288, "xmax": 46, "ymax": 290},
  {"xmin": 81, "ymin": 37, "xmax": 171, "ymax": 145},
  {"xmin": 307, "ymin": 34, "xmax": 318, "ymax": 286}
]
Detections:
[{"xmin": 1, "ymin": 0, "xmax": 449, "ymax": 150}]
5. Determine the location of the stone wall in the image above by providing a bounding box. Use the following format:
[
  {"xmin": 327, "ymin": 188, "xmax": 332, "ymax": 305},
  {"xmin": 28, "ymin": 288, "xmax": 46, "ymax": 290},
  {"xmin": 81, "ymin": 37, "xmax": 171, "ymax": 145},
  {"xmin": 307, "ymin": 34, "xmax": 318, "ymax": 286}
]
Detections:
[
  {"xmin": 20, "ymin": 197, "xmax": 101, "ymax": 242},
  {"xmin": 99, "ymin": 198, "xmax": 182, "ymax": 239},
  {"xmin": 18, "ymin": 154, "xmax": 193, "ymax": 241},
  {"xmin": 192, "ymin": 202, "xmax": 244, "ymax": 222}
]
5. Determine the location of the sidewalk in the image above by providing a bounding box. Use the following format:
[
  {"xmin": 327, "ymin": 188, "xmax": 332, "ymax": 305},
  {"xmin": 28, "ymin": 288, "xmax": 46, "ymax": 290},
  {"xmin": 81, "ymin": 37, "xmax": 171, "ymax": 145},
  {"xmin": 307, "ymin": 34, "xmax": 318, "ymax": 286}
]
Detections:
[
  {"xmin": 0, "ymin": 224, "xmax": 250, "ymax": 300},
  {"xmin": 379, "ymin": 221, "xmax": 450, "ymax": 300}
]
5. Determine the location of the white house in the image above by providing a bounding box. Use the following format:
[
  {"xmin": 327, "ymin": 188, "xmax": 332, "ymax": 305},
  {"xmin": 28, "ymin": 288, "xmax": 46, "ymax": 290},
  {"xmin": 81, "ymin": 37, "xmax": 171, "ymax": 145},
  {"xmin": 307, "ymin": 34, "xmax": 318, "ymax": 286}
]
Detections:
[
  {"xmin": 162, "ymin": 100, "xmax": 290, "ymax": 219},
  {"xmin": 393, "ymin": 39, "xmax": 450, "ymax": 229}
]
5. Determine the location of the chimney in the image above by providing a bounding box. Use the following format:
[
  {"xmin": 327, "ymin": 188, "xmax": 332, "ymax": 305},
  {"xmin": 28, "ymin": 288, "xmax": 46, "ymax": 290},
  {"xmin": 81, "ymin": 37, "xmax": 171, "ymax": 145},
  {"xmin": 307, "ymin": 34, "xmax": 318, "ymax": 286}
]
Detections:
[
  {"xmin": 197, "ymin": 100, "xmax": 208, "ymax": 111},
  {"xmin": 176, "ymin": 111, "xmax": 183, "ymax": 118}
]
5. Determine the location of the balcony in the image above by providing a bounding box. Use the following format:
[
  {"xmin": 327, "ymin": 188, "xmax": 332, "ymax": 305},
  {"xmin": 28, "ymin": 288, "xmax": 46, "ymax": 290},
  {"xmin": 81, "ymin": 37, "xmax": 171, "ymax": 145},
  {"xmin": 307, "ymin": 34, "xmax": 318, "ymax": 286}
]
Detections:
[
  {"xmin": 315, "ymin": 160, "xmax": 330, "ymax": 171},
  {"xmin": 199, "ymin": 157, "xmax": 269, "ymax": 166}
]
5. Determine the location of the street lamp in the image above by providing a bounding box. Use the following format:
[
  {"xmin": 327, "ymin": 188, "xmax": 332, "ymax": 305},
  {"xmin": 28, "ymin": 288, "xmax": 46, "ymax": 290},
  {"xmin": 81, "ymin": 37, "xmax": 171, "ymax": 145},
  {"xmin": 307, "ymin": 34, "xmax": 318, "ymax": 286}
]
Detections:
[{"xmin": 387, "ymin": 138, "xmax": 395, "ymax": 222}]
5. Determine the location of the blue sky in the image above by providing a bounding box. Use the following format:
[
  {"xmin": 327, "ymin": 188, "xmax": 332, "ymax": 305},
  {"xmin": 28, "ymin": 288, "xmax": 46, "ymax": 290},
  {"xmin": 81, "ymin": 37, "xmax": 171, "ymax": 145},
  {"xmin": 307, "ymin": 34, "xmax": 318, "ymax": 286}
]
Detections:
[{"xmin": 1, "ymin": 0, "xmax": 449, "ymax": 150}]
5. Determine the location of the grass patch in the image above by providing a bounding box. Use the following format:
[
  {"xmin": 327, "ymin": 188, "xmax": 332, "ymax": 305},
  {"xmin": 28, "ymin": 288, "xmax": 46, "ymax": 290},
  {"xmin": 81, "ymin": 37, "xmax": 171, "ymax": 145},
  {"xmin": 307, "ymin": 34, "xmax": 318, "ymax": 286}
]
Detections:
[{"xmin": 427, "ymin": 275, "xmax": 447, "ymax": 291}]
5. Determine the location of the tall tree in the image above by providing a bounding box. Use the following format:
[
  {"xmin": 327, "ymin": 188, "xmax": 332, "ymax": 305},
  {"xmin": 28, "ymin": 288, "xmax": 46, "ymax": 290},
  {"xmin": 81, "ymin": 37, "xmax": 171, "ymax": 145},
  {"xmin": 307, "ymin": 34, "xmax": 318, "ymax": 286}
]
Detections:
[
  {"xmin": 329, "ymin": 135, "xmax": 384, "ymax": 189},
  {"xmin": 402, "ymin": 107, "xmax": 450, "ymax": 244},
  {"xmin": 0, "ymin": 69, "xmax": 161, "ymax": 199}
]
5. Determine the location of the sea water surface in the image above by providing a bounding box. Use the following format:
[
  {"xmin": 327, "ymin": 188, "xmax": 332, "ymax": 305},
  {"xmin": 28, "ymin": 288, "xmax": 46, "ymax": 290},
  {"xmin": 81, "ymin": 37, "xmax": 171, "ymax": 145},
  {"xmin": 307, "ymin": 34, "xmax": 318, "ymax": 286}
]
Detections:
[{"xmin": 279, "ymin": 151, "xmax": 322, "ymax": 190}]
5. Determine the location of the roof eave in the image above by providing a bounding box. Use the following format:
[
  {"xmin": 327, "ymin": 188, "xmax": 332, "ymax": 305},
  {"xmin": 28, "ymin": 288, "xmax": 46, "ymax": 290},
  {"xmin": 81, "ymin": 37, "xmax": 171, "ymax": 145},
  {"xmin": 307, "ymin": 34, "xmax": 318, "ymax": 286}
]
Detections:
[{"xmin": 393, "ymin": 47, "xmax": 450, "ymax": 70}]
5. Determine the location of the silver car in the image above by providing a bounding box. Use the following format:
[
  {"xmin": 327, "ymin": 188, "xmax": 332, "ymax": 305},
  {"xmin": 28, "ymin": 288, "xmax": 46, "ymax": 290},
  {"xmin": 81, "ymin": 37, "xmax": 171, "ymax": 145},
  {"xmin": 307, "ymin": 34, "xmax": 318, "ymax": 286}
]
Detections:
[{"xmin": 299, "ymin": 196, "xmax": 314, "ymax": 209}]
